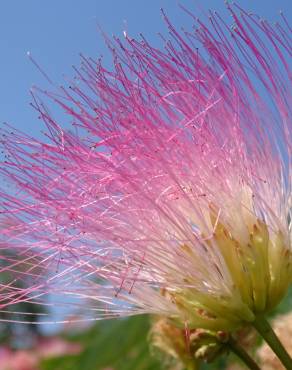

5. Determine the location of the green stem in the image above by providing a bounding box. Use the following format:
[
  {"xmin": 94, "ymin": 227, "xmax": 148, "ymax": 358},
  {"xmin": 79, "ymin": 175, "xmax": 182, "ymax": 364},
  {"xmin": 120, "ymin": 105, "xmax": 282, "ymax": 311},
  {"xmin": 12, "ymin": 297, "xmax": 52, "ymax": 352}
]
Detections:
[
  {"xmin": 228, "ymin": 337, "xmax": 260, "ymax": 370},
  {"xmin": 253, "ymin": 316, "xmax": 292, "ymax": 370}
]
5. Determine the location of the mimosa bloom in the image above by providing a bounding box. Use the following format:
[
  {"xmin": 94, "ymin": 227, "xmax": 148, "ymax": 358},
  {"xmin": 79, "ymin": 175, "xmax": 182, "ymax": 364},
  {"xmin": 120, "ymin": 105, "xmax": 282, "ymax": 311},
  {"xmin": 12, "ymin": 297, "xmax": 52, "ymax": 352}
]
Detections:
[
  {"xmin": 0, "ymin": 4, "xmax": 291, "ymax": 331},
  {"xmin": 151, "ymin": 317, "xmax": 228, "ymax": 368}
]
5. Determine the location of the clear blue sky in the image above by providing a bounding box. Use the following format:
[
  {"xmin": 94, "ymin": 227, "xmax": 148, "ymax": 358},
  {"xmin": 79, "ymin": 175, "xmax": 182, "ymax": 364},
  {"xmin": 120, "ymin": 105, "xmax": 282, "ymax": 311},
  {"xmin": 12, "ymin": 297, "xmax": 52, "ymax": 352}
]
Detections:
[{"xmin": 0, "ymin": 0, "xmax": 291, "ymax": 136}]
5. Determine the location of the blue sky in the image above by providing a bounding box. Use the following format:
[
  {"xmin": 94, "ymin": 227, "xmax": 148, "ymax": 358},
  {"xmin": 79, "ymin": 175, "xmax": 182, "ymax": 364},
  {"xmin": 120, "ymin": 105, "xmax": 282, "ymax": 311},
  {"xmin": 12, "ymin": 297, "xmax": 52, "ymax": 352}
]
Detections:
[{"xmin": 0, "ymin": 0, "xmax": 291, "ymax": 136}]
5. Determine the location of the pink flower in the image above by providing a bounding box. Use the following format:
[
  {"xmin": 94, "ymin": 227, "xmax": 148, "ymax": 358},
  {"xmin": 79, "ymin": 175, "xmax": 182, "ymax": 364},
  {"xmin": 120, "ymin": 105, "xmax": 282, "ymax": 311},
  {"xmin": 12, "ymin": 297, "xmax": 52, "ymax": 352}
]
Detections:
[
  {"xmin": 0, "ymin": 338, "xmax": 82, "ymax": 370},
  {"xmin": 0, "ymin": 4, "xmax": 291, "ymax": 332},
  {"xmin": 0, "ymin": 348, "xmax": 38, "ymax": 370},
  {"xmin": 36, "ymin": 337, "xmax": 82, "ymax": 358}
]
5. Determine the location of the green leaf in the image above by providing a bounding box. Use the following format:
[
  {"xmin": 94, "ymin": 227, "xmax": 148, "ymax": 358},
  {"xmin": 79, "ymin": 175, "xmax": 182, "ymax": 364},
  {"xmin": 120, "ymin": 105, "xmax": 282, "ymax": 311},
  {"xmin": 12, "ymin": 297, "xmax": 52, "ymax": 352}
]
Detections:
[{"xmin": 41, "ymin": 315, "xmax": 162, "ymax": 370}]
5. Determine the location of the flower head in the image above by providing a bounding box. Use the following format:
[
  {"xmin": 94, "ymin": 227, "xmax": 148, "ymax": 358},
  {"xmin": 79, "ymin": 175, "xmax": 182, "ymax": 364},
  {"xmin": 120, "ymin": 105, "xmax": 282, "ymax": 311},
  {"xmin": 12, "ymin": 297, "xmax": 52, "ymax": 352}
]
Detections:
[
  {"xmin": 0, "ymin": 4, "xmax": 291, "ymax": 332},
  {"xmin": 150, "ymin": 317, "xmax": 230, "ymax": 369}
]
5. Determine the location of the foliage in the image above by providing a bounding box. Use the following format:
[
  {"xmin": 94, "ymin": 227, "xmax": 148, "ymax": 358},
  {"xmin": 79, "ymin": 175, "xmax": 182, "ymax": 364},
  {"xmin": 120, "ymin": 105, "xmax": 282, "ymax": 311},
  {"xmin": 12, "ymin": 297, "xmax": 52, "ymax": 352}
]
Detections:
[{"xmin": 41, "ymin": 315, "xmax": 162, "ymax": 370}]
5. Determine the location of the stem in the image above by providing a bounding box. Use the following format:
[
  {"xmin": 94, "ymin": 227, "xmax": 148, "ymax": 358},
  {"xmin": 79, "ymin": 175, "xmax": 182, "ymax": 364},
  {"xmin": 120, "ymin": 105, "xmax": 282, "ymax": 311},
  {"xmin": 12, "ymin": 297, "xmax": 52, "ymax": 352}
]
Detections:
[
  {"xmin": 253, "ymin": 316, "xmax": 292, "ymax": 370},
  {"xmin": 228, "ymin": 337, "xmax": 260, "ymax": 370}
]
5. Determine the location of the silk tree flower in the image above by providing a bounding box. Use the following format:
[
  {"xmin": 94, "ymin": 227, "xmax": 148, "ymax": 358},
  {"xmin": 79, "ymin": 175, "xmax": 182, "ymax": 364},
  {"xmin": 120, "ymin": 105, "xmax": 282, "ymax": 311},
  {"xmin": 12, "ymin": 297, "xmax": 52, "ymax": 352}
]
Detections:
[
  {"xmin": 150, "ymin": 317, "xmax": 231, "ymax": 369},
  {"xmin": 0, "ymin": 338, "xmax": 82, "ymax": 370},
  {"xmin": 0, "ymin": 4, "xmax": 291, "ymax": 335}
]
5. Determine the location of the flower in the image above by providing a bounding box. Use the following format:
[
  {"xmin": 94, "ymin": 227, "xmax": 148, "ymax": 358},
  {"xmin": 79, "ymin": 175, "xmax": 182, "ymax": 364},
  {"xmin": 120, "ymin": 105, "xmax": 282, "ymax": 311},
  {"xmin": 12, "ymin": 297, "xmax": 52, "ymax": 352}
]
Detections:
[
  {"xmin": 150, "ymin": 317, "xmax": 198, "ymax": 370},
  {"xmin": 150, "ymin": 317, "xmax": 230, "ymax": 369},
  {"xmin": 0, "ymin": 338, "xmax": 82, "ymax": 370},
  {"xmin": 0, "ymin": 4, "xmax": 291, "ymax": 332}
]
